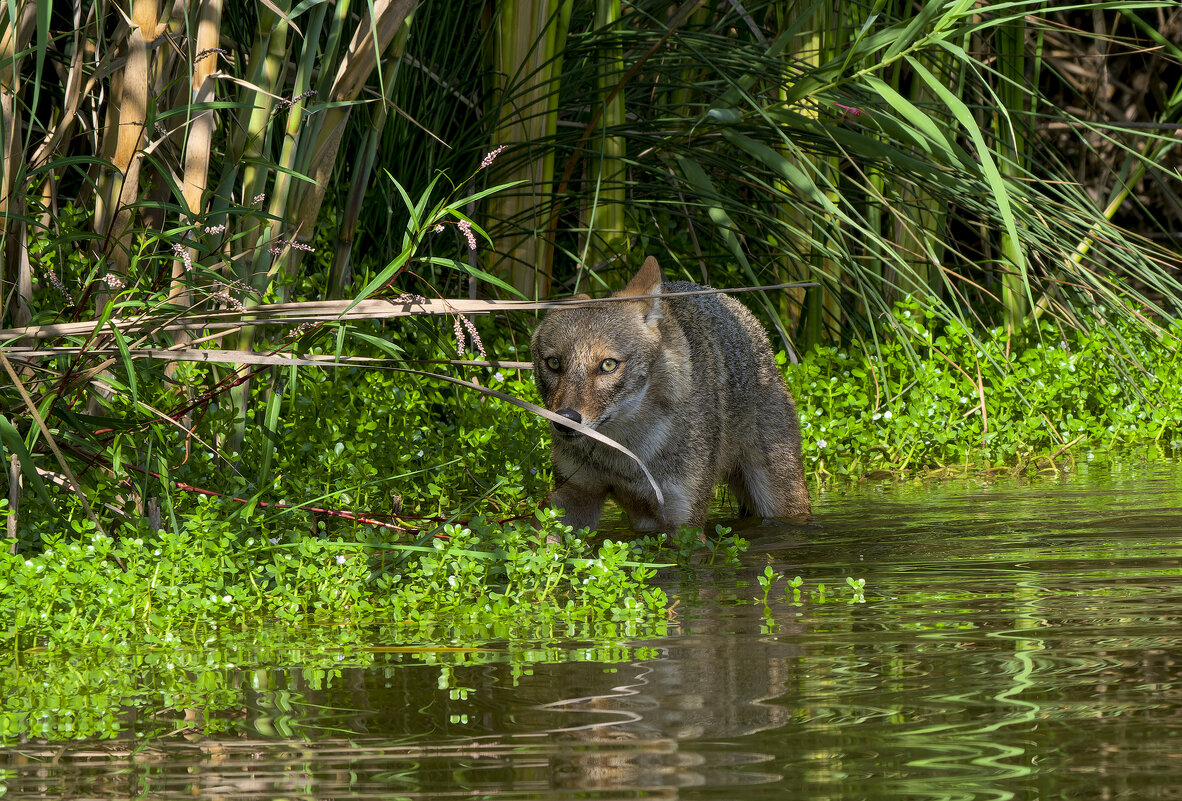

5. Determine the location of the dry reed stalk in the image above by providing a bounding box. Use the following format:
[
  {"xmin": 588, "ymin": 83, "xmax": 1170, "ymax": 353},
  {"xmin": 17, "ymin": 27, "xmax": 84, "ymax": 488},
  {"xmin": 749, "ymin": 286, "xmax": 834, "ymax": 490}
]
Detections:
[
  {"xmin": 96, "ymin": 0, "xmax": 158, "ymax": 281},
  {"xmin": 330, "ymin": 23, "xmax": 412, "ymax": 298},
  {"xmin": 176, "ymin": 0, "xmax": 223, "ymax": 318},
  {"xmin": 290, "ymin": 0, "xmax": 419, "ymax": 266},
  {"xmin": 0, "ymin": 281, "xmax": 810, "ymax": 341},
  {"xmin": 0, "ymin": 3, "xmax": 35, "ymax": 327},
  {"xmin": 234, "ymin": 4, "xmax": 289, "ymax": 288},
  {"xmin": 3, "ymin": 346, "xmax": 534, "ymax": 370},
  {"xmin": 29, "ymin": 6, "xmax": 90, "ymax": 169}
]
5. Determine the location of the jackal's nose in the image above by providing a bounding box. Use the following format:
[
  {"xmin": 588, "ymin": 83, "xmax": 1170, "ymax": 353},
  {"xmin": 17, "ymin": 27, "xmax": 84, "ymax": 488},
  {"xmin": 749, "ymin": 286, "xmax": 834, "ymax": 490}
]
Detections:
[{"xmin": 552, "ymin": 408, "xmax": 583, "ymax": 438}]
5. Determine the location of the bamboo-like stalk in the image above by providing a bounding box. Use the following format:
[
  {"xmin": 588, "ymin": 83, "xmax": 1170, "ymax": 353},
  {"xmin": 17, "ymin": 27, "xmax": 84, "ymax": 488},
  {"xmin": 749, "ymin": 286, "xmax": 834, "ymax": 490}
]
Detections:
[
  {"xmin": 328, "ymin": 19, "xmax": 413, "ymax": 298},
  {"xmin": 288, "ymin": 0, "xmax": 419, "ymax": 266},
  {"xmin": 268, "ymin": 1, "xmax": 328, "ymax": 299},
  {"xmin": 993, "ymin": 14, "xmax": 1029, "ymax": 334},
  {"xmin": 485, "ymin": 0, "xmax": 572, "ymax": 298},
  {"xmin": 221, "ymin": 0, "xmax": 292, "ymax": 455},
  {"xmin": 581, "ymin": 0, "xmax": 628, "ymax": 274},
  {"xmin": 790, "ymin": 4, "xmax": 842, "ymax": 347},
  {"xmin": 244, "ymin": 1, "xmax": 326, "ymax": 477},
  {"xmin": 95, "ymin": 0, "xmax": 157, "ymax": 282},
  {"xmin": 237, "ymin": 7, "xmax": 290, "ymax": 290},
  {"xmin": 176, "ymin": 0, "xmax": 223, "ymax": 319},
  {"xmin": 232, "ymin": 0, "xmax": 415, "ymax": 453},
  {"xmin": 0, "ymin": 2, "xmax": 35, "ymax": 329}
]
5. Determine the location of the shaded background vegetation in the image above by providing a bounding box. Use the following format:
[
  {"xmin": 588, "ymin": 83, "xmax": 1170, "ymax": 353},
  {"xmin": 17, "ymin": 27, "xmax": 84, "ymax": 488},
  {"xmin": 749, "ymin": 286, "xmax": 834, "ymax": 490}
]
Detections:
[{"xmin": 1, "ymin": 0, "xmax": 1181, "ymax": 539}]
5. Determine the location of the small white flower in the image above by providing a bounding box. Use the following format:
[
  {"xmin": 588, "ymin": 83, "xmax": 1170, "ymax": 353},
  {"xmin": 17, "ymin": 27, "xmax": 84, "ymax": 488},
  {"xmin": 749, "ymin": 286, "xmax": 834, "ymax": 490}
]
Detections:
[
  {"xmin": 494, "ymin": 371, "xmax": 504, "ymax": 382},
  {"xmin": 883, "ymin": 410, "xmax": 893, "ymax": 420},
  {"xmin": 816, "ymin": 439, "xmax": 827, "ymax": 449},
  {"xmin": 222, "ymin": 594, "xmax": 232, "ymax": 603},
  {"xmin": 269, "ymin": 537, "xmax": 280, "ymax": 544},
  {"xmin": 336, "ymin": 555, "xmax": 347, "ymax": 565}
]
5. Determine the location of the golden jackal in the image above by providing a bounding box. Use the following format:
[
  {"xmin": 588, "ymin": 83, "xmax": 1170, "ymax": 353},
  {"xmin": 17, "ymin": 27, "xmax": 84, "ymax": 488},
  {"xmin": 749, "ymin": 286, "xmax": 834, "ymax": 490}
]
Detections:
[{"xmin": 531, "ymin": 256, "xmax": 810, "ymax": 532}]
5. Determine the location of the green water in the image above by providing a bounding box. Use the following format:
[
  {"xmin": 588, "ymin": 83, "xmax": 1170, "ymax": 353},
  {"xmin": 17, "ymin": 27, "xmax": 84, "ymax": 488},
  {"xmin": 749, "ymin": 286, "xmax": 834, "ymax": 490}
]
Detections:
[{"xmin": 5, "ymin": 460, "xmax": 1182, "ymax": 799}]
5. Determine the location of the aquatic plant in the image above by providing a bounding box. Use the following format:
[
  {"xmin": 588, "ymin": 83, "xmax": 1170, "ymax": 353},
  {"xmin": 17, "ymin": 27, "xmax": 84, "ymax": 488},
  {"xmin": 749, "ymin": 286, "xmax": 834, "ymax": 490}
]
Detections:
[
  {"xmin": 791, "ymin": 300, "xmax": 1182, "ymax": 478},
  {"xmin": 0, "ymin": 507, "xmax": 681, "ymax": 742}
]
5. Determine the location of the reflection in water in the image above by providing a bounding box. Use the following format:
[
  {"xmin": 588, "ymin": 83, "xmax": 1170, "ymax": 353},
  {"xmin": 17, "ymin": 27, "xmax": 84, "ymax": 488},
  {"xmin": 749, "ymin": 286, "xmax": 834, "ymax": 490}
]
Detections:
[{"xmin": 7, "ymin": 461, "xmax": 1182, "ymax": 799}]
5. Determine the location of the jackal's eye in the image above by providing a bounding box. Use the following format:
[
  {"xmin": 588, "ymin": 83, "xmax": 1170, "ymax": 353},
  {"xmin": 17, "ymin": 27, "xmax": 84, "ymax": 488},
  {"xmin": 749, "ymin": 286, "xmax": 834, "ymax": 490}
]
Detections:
[
  {"xmin": 600, "ymin": 358, "xmax": 619, "ymax": 374},
  {"xmin": 544, "ymin": 356, "xmax": 562, "ymax": 372}
]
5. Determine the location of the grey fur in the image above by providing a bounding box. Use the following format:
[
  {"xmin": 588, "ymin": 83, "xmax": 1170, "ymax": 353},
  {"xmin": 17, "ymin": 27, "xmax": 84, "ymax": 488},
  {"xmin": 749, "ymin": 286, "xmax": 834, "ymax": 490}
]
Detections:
[{"xmin": 531, "ymin": 256, "xmax": 810, "ymax": 532}]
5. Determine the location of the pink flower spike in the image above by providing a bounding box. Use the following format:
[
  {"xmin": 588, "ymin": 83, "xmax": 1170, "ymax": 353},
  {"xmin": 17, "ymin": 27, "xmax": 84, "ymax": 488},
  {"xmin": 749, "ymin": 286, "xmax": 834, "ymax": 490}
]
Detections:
[
  {"xmin": 480, "ymin": 145, "xmax": 506, "ymax": 170},
  {"xmin": 457, "ymin": 219, "xmax": 477, "ymax": 251},
  {"xmin": 172, "ymin": 242, "xmax": 193, "ymax": 272},
  {"xmin": 460, "ymin": 314, "xmax": 485, "ymax": 359},
  {"xmin": 453, "ymin": 316, "xmax": 466, "ymax": 357}
]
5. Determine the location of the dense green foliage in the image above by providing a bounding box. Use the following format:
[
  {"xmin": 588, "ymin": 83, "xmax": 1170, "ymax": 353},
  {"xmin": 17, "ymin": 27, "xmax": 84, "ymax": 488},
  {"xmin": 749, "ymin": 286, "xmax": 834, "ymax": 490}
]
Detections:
[
  {"xmin": 7, "ymin": 297, "xmax": 1178, "ymax": 550},
  {"xmin": 2, "ymin": 0, "xmax": 1179, "ymax": 547},
  {"xmin": 794, "ymin": 303, "xmax": 1182, "ymax": 478}
]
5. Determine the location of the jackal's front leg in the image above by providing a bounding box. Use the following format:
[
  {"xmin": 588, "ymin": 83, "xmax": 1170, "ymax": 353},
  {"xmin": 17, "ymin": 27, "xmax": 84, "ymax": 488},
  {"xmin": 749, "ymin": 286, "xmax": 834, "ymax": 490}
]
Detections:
[{"xmin": 548, "ymin": 483, "xmax": 608, "ymax": 533}]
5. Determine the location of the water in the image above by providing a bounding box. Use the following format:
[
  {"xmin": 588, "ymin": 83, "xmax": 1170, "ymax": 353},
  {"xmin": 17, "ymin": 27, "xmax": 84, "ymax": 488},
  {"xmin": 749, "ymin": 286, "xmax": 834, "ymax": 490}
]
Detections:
[{"xmin": 6, "ymin": 461, "xmax": 1182, "ymax": 799}]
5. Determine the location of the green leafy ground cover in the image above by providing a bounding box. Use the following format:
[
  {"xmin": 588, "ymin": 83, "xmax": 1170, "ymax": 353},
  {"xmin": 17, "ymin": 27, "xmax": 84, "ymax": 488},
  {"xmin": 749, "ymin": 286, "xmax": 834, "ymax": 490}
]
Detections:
[
  {"xmin": 0, "ymin": 514, "xmax": 683, "ymax": 742},
  {"xmin": 3, "ymin": 302, "xmax": 1181, "ymax": 742},
  {"xmin": 795, "ymin": 303, "xmax": 1181, "ymax": 479}
]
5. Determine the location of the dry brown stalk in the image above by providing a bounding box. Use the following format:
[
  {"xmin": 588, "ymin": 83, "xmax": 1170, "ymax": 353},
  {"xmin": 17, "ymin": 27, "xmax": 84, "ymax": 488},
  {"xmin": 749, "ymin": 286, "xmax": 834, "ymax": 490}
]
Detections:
[
  {"xmin": 176, "ymin": 0, "xmax": 224, "ymax": 318},
  {"xmin": 0, "ymin": 349, "xmax": 106, "ymax": 537},
  {"xmin": 0, "ymin": 2, "xmax": 35, "ymax": 327},
  {"xmin": 290, "ymin": 0, "xmax": 420, "ymax": 260},
  {"xmin": 0, "ymin": 282, "xmax": 810, "ymax": 341}
]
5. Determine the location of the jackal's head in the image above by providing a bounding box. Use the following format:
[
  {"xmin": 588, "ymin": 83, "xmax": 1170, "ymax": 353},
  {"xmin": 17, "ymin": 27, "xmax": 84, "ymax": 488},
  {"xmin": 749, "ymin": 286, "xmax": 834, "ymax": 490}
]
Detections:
[{"xmin": 531, "ymin": 257, "xmax": 669, "ymax": 440}]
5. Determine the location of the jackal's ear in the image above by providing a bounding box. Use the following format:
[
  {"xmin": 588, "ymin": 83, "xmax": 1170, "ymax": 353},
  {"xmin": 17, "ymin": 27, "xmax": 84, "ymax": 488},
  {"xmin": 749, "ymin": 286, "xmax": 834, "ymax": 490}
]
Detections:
[
  {"xmin": 619, "ymin": 256, "xmax": 664, "ymax": 325},
  {"xmin": 620, "ymin": 256, "xmax": 663, "ymax": 297}
]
